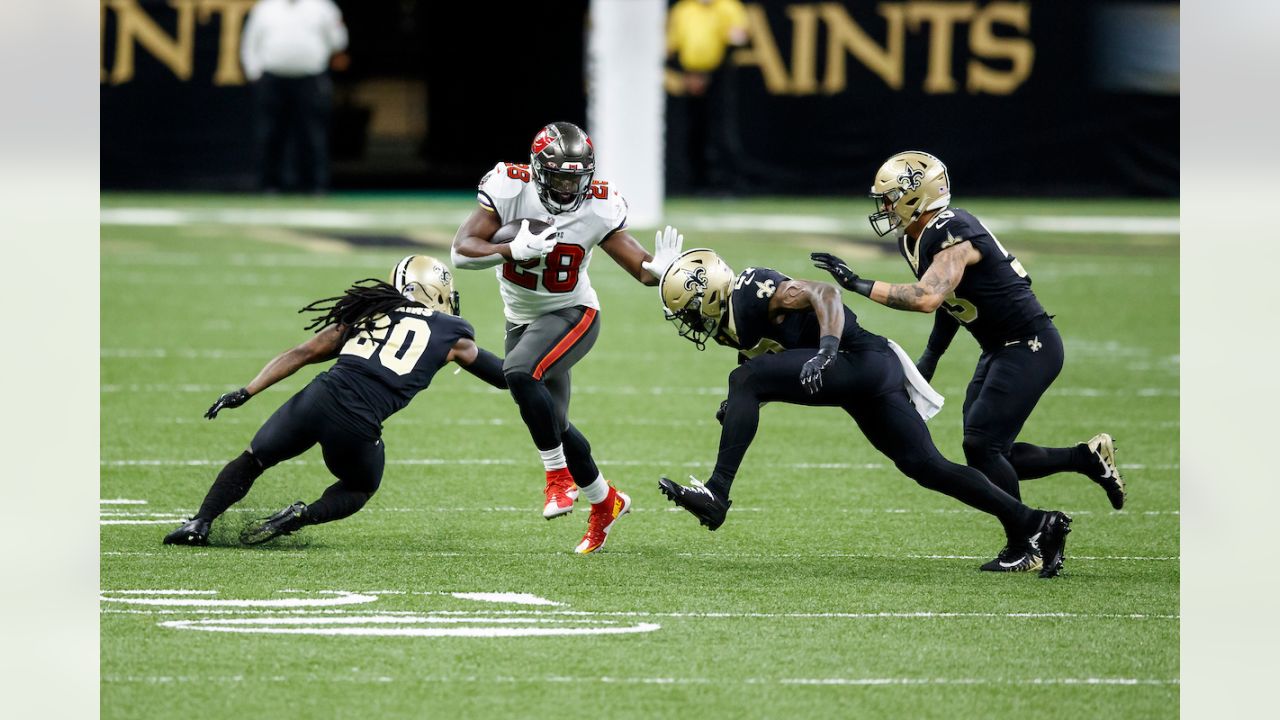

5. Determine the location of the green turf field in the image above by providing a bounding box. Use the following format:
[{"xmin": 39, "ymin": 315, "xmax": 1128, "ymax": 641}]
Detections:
[{"xmin": 101, "ymin": 194, "xmax": 1179, "ymax": 719}]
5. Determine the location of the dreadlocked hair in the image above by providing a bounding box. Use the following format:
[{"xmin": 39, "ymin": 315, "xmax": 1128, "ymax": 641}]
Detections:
[{"xmin": 299, "ymin": 279, "xmax": 424, "ymax": 338}]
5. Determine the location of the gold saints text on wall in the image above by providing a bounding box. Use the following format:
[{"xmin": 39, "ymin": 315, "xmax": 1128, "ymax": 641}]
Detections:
[
  {"xmin": 101, "ymin": 0, "xmax": 255, "ymax": 86},
  {"xmin": 732, "ymin": 1, "xmax": 1034, "ymax": 96}
]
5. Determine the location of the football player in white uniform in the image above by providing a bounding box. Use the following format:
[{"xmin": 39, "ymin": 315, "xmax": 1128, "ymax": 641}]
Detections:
[{"xmin": 451, "ymin": 121, "xmax": 682, "ymax": 554}]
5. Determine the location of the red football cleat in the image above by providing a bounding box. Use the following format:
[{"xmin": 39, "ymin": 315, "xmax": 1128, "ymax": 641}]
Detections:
[
  {"xmin": 574, "ymin": 486, "xmax": 631, "ymax": 554},
  {"xmin": 543, "ymin": 468, "xmax": 579, "ymax": 519}
]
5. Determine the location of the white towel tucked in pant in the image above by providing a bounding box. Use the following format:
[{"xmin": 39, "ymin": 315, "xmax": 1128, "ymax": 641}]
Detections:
[{"xmin": 886, "ymin": 339, "xmax": 945, "ymax": 421}]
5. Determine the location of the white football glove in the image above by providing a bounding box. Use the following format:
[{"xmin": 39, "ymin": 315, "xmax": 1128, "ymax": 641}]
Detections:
[
  {"xmin": 509, "ymin": 220, "xmax": 556, "ymax": 262},
  {"xmin": 642, "ymin": 225, "xmax": 684, "ymax": 280}
]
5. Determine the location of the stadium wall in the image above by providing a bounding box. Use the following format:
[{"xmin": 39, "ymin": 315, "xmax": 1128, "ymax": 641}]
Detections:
[{"xmin": 99, "ymin": 0, "xmax": 1176, "ymax": 197}]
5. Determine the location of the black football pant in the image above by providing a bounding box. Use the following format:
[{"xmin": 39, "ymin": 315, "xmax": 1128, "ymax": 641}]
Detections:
[
  {"xmin": 961, "ymin": 324, "xmax": 1094, "ymax": 502},
  {"xmin": 196, "ymin": 383, "xmax": 383, "ymax": 526},
  {"xmin": 503, "ymin": 306, "xmax": 603, "ymax": 488},
  {"xmin": 708, "ymin": 345, "xmax": 1039, "ymax": 540}
]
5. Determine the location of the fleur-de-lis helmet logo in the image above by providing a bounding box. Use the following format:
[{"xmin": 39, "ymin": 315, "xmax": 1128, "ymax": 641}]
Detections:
[
  {"xmin": 897, "ymin": 161, "xmax": 925, "ymax": 191},
  {"xmin": 683, "ymin": 266, "xmax": 709, "ymax": 292}
]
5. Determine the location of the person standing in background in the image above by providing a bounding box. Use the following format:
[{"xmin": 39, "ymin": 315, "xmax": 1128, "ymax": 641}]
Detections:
[
  {"xmin": 241, "ymin": 0, "xmax": 349, "ymax": 194},
  {"xmin": 666, "ymin": 0, "xmax": 748, "ymax": 193}
]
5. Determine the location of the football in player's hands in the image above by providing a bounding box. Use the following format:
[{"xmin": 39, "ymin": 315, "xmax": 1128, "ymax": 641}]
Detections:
[{"xmin": 492, "ymin": 218, "xmax": 555, "ymax": 267}]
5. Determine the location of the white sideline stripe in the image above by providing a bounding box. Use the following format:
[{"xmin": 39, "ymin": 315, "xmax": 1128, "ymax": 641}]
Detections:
[
  {"xmin": 98, "ymin": 458, "xmax": 1180, "ymax": 472},
  {"xmin": 100, "ymin": 498, "xmax": 148, "ymax": 505},
  {"xmin": 99, "ymin": 206, "xmax": 1179, "ymax": 236},
  {"xmin": 100, "ymin": 673, "xmax": 1180, "ymax": 686},
  {"xmin": 107, "ymin": 608, "xmax": 1178, "ymax": 620}
]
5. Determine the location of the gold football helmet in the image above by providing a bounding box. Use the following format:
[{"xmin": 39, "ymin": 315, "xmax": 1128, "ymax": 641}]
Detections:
[
  {"xmin": 659, "ymin": 248, "xmax": 735, "ymax": 350},
  {"xmin": 390, "ymin": 255, "xmax": 459, "ymax": 315},
  {"xmin": 868, "ymin": 150, "xmax": 951, "ymax": 236}
]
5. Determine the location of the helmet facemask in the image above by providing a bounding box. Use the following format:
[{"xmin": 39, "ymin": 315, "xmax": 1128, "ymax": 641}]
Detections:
[
  {"xmin": 529, "ymin": 122, "xmax": 596, "ymax": 214},
  {"xmin": 659, "ymin": 249, "xmax": 734, "ymax": 352},
  {"xmin": 531, "ymin": 160, "xmax": 593, "ymax": 214},
  {"xmin": 868, "ymin": 188, "xmax": 905, "ymax": 237},
  {"xmin": 391, "ymin": 255, "xmax": 460, "ymax": 316},
  {"xmin": 665, "ymin": 295, "xmax": 722, "ymax": 351},
  {"xmin": 867, "ymin": 151, "xmax": 951, "ymax": 237}
]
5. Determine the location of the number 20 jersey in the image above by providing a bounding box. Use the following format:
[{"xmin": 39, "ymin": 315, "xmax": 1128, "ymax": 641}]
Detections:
[
  {"xmin": 314, "ymin": 306, "xmax": 475, "ymax": 437},
  {"xmin": 901, "ymin": 207, "xmax": 1050, "ymax": 351},
  {"xmin": 477, "ymin": 162, "xmax": 629, "ymax": 325}
]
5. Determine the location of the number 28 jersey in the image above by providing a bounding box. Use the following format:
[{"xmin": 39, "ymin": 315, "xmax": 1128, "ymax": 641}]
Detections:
[
  {"xmin": 477, "ymin": 162, "xmax": 629, "ymax": 325},
  {"xmin": 902, "ymin": 207, "xmax": 1050, "ymax": 351},
  {"xmin": 314, "ymin": 306, "xmax": 474, "ymax": 437}
]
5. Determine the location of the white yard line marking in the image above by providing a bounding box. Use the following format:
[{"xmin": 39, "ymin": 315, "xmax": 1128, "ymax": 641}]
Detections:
[
  {"xmin": 100, "ymin": 590, "xmax": 378, "ymax": 608},
  {"xmin": 102, "ymin": 548, "xmax": 1178, "ymax": 561},
  {"xmin": 101, "ymin": 519, "xmax": 190, "ymax": 525},
  {"xmin": 113, "ymin": 590, "xmax": 217, "ymax": 595},
  {"xmin": 100, "ymin": 498, "xmax": 148, "ymax": 505},
  {"xmin": 159, "ymin": 615, "xmax": 661, "ymax": 638},
  {"xmin": 100, "ymin": 673, "xmax": 1180, "ymax": 686},
  {"xmin": 98, "ymin": 458, "xmax": 1180, "ymax": 472},
  {"xmin": 450, "ymin": 593, "xmax": 562, "ymax": 606},
  {"xmin": 99, "ymin": 382, "xmax": 1180, "ymax": 399}
]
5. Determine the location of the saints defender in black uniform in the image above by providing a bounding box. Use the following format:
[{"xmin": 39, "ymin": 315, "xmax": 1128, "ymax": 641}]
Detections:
[
  {"xmin": 163, "ymin": 256, "xmax": 507, "ymax": 546},
  {"xmin": 812, "ymin": 150, "xmax": 1124, "ymax": 573},
  {"xmin": 654, "ymin": 249, "xmax": 1073, "ymax": 578}
]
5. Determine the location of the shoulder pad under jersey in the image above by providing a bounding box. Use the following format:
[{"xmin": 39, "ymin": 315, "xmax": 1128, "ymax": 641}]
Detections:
[{"xmin": 588, "ymin": 180, "xmax": 628, "ymax": 235}]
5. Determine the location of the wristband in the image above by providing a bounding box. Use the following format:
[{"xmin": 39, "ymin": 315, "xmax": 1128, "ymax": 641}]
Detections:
[
  {"xmin": 818, "ymin": 335, "xmax": 840, "ymax": 357},
  {"xmin": 849, "ymin": 277, "xmax": 875, "ymax": 297}
]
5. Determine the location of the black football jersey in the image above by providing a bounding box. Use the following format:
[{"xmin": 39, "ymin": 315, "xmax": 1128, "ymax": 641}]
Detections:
[
  {"xmin": 717, "ymin": 266, "xmax": 882, "ymax": 357},
  {"xmin": 314, "ymin": 307, "xmax": 474, "ymax": 435},
  {"xmin": 901, "ymin": 208, "xmax": 1049, "ymax": 351}
]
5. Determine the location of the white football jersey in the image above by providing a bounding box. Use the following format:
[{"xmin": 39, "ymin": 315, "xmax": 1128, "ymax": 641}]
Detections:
[{"xmin": 477, "ymin": 162, "xmax": 628, "ymax": 325}]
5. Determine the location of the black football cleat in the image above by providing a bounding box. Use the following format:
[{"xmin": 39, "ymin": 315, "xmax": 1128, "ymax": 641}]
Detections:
[
  {"xmin": 1083, "ymin": 433, "xmax": 1126, "ymax": 510},
  {"xmin": 1032, "ymin": 511, "xmax": 1073, "ymax": 578},
  {"xmin": 658, "ymin": 476, "xmax": 731, "ymax": 531},
  {"xmin": 979, "ymin": 544, "xmax": 1043, "ymax": 573},
  {"xmin": 240, "ymin": 501, "xmax": 307, "ymax": 545},
  {"xmin": 163, "ymin": 517, "xmax": 210, "ymax": 546}
]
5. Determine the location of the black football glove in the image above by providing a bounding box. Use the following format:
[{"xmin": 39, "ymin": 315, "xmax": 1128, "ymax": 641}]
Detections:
[
  {"xmin": 810, "ymin": 252, "xmax": 874, "ymax": 297},
  {"xmin": 799, "ymin": 336, "xmax": 840, "ymax": 394},
  {"xmin": 205, "ymin": 388, "xmax": 251, "ymax": 419},
  {"xmin": 716, "ymin": 398, "xmax": 729, "ymax": 425}
]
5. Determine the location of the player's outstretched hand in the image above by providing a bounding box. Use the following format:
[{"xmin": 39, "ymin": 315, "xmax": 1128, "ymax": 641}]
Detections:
[
  {"xmin": 810, "ymin": 252, "xmax": 858, "ymax": 290},
  {"xmin": 799, "ymin": 348, "xmax": 836, "ymax": 394},
  {"xmin": 205, "ymin": 388, "xmax": 251, "ymax": 419},
  {"xmin": 642, "ymin": 225, "xmax": 684, "ymax": 279},
  {"xmin": 510, "ymin": 219, "xmax": 556, "ymax": 262}
]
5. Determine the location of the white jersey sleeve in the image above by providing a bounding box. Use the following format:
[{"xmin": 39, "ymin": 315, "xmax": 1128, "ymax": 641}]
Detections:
[
  {"xmin": 590, "ymin": 182, "xmax": 629, "ymax": 240},
  {"xmin": 477, "ymin": 162, "xmax": 536, "ymax": 223}
]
